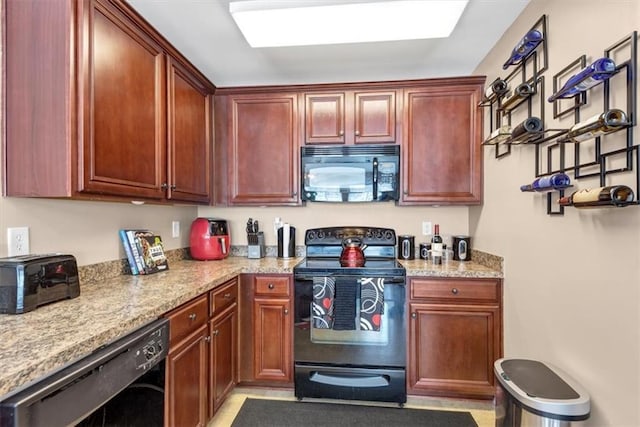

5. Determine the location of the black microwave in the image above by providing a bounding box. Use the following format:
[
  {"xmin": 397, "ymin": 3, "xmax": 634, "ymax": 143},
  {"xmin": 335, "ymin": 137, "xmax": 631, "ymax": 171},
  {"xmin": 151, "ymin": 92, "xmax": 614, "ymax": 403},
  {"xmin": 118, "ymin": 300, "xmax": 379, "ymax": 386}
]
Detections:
[{"xmin": 300, "ymin": 145, "xmax": 400, "ymax": 202}]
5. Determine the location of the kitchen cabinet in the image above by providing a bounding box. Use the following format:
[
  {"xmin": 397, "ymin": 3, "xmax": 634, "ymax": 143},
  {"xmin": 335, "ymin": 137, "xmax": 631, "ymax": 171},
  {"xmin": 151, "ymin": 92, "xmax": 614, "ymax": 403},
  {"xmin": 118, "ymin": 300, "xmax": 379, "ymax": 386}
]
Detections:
[
  {"xmin": 3, "ymin": 0, "xmax": 214, "ymax": 204},
  {"xmin": 401, "ymin": 78, "xmax": 484, "ymax": 204},
  {"xmin": 208, "ymin": 278, "xmax": 238, "ymax": 416},
  {"xmin": 214, "ymin": 92, "xmax": 300, "ymax": 206},
  {"xmin": 304, "ymin": 90, "xmax": 398, "ymax": 144},
  {"xmin": 165, "ymin": 294, "xmax": 209, "ymax": 427},
  {"xmin": 239, "ymin": 274, "xmax": 293, "ymax": 386},
  {"xmin": 407, "ymin": 277, "xmax": 502, "ymax": 399}
]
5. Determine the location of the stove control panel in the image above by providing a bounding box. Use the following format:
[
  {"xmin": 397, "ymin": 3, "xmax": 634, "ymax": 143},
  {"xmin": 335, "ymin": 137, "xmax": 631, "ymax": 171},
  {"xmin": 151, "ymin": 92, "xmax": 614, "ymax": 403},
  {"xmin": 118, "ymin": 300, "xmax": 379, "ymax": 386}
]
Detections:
[{"xmin": 304, "ymin": 227, "xmax": 396, "ymax": 246}]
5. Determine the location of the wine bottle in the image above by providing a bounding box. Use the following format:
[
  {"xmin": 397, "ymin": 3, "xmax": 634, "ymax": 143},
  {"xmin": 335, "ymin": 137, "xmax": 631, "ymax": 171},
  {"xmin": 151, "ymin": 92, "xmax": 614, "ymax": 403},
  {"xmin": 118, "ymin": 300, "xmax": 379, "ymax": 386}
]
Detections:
[
  {"xmin": 558, "ymin": 185, "xmax": 635, "ymax": 208},
  {"xmin": 520, "ymin": 173, "xmax": 571, "ymax": 192},
  {"xmin": 483, "ymin": 125, "xmax": 512, "ymax": 145},
  {"xmin": 510, "ymin": 117, "xmax": 543, "ymax": 144},
  {"xmin": 503, "ymin": 29, "xmax": 544, "ymax": 70},
  {"xmin": 548, "ymin": 58, "xmax": 616, "ymax": 102},
  {"xmin": 563, "ymin": 109, "xmax": 627, "ymax": 143},
  {"xmin": 484, "ymin": 79, "xmax": 509, "ymax": 101},
  {"xmin": 431, "ymin": 224, "xmax": 443, "ymax": 265},
  {"xmin": 500, "ymin": 82, "xmax": 536, "ymax": 112}
]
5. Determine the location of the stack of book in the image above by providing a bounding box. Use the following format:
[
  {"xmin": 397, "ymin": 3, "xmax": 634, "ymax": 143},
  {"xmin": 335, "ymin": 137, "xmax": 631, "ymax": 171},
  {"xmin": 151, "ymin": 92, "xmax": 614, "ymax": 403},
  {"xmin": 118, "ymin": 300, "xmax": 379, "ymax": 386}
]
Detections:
[{"xmin": 119, "ymin": 229, "xmax": 169, "ymax": 275}]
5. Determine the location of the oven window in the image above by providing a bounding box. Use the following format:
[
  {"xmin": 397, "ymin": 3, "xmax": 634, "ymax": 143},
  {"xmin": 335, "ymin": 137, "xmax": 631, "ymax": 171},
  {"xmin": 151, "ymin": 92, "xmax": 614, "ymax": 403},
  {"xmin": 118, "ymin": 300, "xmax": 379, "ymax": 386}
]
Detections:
[{"xmin": 310, "ymin": 300, "xmax": 390, "ymax": 346}]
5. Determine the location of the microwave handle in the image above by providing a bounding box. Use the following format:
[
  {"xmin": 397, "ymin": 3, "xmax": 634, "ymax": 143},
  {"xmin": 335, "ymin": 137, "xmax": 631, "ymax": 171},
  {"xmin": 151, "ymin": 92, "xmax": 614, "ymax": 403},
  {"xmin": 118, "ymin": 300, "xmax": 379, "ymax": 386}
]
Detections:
[{"xmin": 372, "ymin": 157, "xmax": 378, "ymax": 200}]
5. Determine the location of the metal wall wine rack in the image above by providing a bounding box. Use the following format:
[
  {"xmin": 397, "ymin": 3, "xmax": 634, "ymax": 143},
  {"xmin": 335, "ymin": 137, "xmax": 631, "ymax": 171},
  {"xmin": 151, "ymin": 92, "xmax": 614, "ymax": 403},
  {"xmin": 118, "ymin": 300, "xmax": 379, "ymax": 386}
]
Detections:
[{"xmin": 482, "ymin": 15, "xmax": 639, "ymax": 215}]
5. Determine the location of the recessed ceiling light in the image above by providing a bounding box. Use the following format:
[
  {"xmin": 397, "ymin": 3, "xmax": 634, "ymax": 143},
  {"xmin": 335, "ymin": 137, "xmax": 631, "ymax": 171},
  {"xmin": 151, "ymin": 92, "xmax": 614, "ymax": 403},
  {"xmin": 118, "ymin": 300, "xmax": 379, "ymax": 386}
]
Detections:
[{"xmin": 229, "ymin": 0, "xmax": 469, "ymax": 48}]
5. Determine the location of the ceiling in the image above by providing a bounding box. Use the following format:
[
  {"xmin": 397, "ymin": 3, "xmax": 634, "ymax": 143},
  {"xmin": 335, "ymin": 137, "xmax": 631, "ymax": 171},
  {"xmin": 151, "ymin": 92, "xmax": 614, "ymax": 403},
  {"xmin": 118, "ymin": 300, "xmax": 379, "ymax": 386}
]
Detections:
[{"xmin": 127, "ymin": 0, "xmax": 530, "ymax": 88}]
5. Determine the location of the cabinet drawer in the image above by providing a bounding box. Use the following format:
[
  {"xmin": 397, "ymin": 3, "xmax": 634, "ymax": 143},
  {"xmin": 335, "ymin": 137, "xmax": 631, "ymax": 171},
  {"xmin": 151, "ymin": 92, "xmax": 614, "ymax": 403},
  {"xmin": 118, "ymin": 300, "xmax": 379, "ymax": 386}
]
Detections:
[
  {"xmin": 410, "ymin": 278, "xmax": 499, "ymax": 302},
  {"xmin": 254, "ymin": 276, "xmax": 290, "ymax": 297},
  {"xmin": 166, "ymin": 294, "xmax": 209, "ymax": 345},
  {"xmin": 210, "ymin": 278, "xmax": 238, "ymax": 317}
]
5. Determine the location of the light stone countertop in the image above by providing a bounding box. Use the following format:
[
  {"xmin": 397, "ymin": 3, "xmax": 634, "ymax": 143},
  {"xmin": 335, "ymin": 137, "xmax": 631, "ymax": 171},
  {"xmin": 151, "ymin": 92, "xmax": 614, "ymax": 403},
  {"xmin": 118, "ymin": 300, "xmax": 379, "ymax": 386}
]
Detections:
[{"xmin": 0, "ymin": 255, "xmax": 501, "ymax": 399}]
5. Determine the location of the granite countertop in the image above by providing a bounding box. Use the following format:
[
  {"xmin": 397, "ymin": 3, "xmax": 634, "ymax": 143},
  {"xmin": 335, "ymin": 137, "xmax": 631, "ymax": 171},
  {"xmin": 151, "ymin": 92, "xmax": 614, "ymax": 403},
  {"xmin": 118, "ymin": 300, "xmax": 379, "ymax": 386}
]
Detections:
[{"xmin": 0, "ymin": 254, "xmax": 501, "ymax": 399}]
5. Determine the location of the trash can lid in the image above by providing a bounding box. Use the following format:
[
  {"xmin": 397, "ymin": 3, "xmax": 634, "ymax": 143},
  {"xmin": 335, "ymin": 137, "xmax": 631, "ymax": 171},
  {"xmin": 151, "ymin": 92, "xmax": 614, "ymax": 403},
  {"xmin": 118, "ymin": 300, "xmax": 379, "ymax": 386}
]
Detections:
[{"xmin": 495, "ymin": 358, "xmax": 590, "ymax": 420}]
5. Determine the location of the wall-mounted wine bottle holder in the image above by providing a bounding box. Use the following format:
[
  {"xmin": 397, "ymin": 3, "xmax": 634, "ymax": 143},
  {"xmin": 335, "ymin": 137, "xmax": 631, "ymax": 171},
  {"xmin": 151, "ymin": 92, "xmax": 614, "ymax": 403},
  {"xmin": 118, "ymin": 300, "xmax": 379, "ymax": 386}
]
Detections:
[
  {"xmin": 480, "ymin": 15, "xmax": 549, "ymax": 159},
  {"xmin": 538, "ymin": 31, "xmax": 639, "ymax": 215}
]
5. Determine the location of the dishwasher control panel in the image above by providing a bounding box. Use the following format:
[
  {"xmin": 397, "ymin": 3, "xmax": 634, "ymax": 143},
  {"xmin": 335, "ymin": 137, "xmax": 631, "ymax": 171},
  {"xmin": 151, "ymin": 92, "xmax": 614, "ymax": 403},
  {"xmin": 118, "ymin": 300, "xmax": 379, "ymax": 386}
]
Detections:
[{"xmin": 134, "ymin": 323, "xmax": 169, "ymax": 370}]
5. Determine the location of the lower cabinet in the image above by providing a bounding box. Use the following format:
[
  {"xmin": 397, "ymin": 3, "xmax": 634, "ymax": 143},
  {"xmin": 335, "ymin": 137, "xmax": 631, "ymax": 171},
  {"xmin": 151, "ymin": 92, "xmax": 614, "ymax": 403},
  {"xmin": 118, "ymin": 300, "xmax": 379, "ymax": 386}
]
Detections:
[
  {"xmin": 239, "ymin": 274, "xmax": 293, "ymax": 386},
  {"xmin": 164, "ymin": 278, "xmax": 238, "ymax": 427},
  {"xmin": 407, "ymin": 277, "xmax": 503, "ymax": 399}
]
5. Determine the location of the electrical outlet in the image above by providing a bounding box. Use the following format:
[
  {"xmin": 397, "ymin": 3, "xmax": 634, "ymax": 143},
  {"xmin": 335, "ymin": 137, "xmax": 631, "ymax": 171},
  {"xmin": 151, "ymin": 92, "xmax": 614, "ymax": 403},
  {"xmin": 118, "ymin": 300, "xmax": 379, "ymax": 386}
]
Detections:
[
  {"xmin": 421, "ymin": 221, "xmax": 432, "ymax": 236},
  {"xmin": 172, "ymin": 221, "xmax": 180, "ymax": 238},
  {"xmin": 8, "ymin": 227, "xmax": 30, "ymax": 256}
]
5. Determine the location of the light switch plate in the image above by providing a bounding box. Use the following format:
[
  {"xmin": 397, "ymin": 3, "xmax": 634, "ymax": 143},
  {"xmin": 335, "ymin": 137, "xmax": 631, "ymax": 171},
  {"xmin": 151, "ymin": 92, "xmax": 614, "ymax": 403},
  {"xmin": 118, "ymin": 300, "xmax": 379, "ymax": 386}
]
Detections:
[
  {"xmin": 422, "ymin": 221, "xmax": 432, "ymax": 236},
  {"xmin": 172, "ymin": 221, "xmax": 180, "ymax": 238}
]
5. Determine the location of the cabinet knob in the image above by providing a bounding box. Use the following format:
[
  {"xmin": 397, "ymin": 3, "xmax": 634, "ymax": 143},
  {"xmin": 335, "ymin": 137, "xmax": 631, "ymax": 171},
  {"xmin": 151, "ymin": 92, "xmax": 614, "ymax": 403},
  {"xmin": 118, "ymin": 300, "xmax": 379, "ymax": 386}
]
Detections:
[
  {"xmin": 268, "ymin": 283, "xmax": 274, "ymax": 289},
  {"xmin": 188, "ymin": 313, "xmax": 197, "ymax": 321},
  {"xmin": 161, "ymin": 183, "xmax": 168, "ymax": 190},
  {"xmin": 403, "ymin": 190, "xmax": 408, "ymax": 195},
  {"xmin": 451, "ymin": 288, "xmax": 459, "ymax": 295},
  {"xmin": 355, "ymin": 130, "xmax": 360, "ymax": 136},
  {"xmin": 212, "ymin": 330, "xmax": 219, "ymax": 336},
  {"xmin": 411, "ymin": 312, "xmax": 417, "ymax": 319},
  {"xmin": 204, "ymin": 335, "xmax": 211, "ymax": 343},
  {"xmin": 170, "ymin": 184, "xmax": 176, "ymax": 190},
  {"xmin": 339, "ymin": 130, "xmax": 344, "ymax": 136},
  {"xmin": 284, "ymin": 309, "xmax": 289, "ymax": 315},
  {"xmin": 223, "ymin": 293, "xmax": 232, "ymax": 299},
  {"xmin": 292, "ymin": 192, "xmax": 298, "ymax": 197}
]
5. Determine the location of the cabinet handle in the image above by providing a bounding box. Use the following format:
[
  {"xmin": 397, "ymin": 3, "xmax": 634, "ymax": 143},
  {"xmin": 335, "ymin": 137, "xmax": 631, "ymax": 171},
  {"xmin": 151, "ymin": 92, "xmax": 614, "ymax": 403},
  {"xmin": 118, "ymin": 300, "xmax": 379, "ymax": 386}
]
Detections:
[
  {"xmin": 223, "ymin": 293, "xmax": 232, "ymax": 299},
  {"xmin": 268, "ymin": 283, "xmax": 274, "ymax": 289},
  {"xmin": 411, "ymin": 312, "xmax": 417, "ymax": 319},
  {"xmin": 212, "ymin": 330, "xmax": 219, "ymax": 336},
  {"xmin": 161, "ymin": 183, "xmax": 168, "ymax": 190},
  {"xmin": 451, "ymin": 288, "xmax": 459, "ymax": 295},
  {"xmin": 188, "ymin": 313, "xmax": 197, "ymax": 321},
  {"xmin": 205, "ymin": 335, "xmax": 211, "ymax": 343}
]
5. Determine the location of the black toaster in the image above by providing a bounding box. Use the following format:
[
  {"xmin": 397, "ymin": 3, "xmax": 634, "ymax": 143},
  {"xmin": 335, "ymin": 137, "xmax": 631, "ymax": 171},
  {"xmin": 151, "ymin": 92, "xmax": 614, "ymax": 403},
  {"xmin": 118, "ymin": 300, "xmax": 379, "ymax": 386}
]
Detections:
[{"xmin": 0, "ymin": 254, "xmax": 80, "ymax": 314}]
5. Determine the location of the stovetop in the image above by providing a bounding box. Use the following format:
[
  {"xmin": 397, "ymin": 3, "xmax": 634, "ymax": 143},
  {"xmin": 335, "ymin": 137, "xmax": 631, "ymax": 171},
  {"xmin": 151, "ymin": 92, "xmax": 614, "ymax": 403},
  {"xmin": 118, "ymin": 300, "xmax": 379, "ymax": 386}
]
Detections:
[{"xmin": 294, "ymin": 226, "xmax": 405, "ymax": 279}]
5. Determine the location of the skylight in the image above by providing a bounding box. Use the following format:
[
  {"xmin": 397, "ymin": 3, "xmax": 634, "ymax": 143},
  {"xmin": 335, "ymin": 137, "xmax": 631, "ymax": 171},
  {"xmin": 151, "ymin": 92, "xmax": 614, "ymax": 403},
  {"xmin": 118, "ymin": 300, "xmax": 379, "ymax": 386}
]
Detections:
[{"xmin": 229, "ymin": 0, "xmax": 469, "ymax": 48}]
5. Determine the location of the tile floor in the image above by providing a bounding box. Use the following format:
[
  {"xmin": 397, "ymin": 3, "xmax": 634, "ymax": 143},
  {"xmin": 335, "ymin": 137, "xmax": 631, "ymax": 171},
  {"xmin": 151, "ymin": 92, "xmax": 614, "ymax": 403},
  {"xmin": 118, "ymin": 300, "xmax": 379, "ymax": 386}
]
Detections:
[{"xmin": 208, "ymin": 387, "xmax": 495, "ymax": 426}]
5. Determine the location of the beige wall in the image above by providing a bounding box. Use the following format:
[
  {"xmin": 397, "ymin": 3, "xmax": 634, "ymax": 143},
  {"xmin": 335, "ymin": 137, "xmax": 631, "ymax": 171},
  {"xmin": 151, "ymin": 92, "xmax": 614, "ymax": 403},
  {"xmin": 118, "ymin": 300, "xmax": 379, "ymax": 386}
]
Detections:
[{"xmin": 472, "ymin": 0, "xmax": 640, "ymax": 425}]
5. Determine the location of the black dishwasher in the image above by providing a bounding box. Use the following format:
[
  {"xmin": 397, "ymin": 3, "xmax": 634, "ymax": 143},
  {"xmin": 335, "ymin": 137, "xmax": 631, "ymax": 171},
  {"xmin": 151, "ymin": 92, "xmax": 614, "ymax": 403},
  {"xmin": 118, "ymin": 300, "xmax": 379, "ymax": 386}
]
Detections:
[{"xmin": 0, "ymin": 318, "xmax": 169, "ymax": 427}]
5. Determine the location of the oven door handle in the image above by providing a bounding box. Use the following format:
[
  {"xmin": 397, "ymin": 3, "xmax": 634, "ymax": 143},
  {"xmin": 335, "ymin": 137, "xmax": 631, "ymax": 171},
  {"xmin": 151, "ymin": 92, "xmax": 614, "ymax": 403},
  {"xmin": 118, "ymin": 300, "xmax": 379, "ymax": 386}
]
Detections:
[
  {"xmin": 310, "ymin": 371, "xmax": 390, "ymax": 388},
  {"xmin": 294, "ymin": 275, "xmax": 405, "ymax": 284}
]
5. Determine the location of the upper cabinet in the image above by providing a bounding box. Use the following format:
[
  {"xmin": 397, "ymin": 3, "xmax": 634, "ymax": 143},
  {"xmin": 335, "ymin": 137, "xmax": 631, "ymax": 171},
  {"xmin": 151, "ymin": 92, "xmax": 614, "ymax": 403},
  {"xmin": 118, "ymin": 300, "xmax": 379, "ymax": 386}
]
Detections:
[
  {"xmin": 3, "ymin": 0, "xmax": 214, "ymax": 204},
  {"xmin": 304, "ymin": 90, "xmax": 398, "ymax": 145},
  {"xmin": 215, "ymin": 92, "xmax": 301, "ymax": 206},
  {"xmin": 401, "ymin": 78, "xmax": 484, "ymax": 205}
]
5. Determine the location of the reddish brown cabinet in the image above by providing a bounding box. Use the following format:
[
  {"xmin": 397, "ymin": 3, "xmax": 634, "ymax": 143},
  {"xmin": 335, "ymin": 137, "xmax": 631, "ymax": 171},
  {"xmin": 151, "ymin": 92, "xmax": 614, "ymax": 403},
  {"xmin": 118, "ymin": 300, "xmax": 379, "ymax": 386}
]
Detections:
[
  {"xmin": 239, "ymin": 274, "xmax": 293, "ymax": 386},
  {"xmin": 304, "ymin": 90, "xmax": 398, "ymax": 145},
  {"xmin": 407, "ymin": 277, "xmax": 502, "ymax": 399},
  {"xmin": 215, "ymin": 92, "xmax": 300, "ymax": 206},
  {"xmin": 3, "ymin": 0, "xmax": 214, "ymax": 204},
  {"xmin": 401, "ymin": 78, "xmax": 484, "ymax": 205}
]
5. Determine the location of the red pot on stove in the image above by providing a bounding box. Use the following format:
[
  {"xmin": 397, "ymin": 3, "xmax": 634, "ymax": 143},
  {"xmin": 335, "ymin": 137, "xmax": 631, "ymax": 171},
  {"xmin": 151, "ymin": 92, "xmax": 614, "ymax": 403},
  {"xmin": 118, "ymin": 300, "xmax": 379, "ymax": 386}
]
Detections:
[
  {"xmin": 340, "ymin": 237, "xmax": 367, "ymax": 267},
  {"xmin": 189, "ymin": 218, "xmax": 230, "ymax": 260}
]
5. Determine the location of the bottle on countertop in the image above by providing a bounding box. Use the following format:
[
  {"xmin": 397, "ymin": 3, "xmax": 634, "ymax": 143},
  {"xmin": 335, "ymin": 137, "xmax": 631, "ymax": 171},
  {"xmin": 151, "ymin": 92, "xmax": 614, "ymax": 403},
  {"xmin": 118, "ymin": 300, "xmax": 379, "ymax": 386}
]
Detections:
[
  {"xmin": 510, "ymin": 117, "xmax": 543, "ymax": 144},
  {"xmin": 562, "ymin": 109, "xmax": 628, "ymax": 143},
  {"xmin": 503, "ymin": 29, "xmax": 544, "ymax": 70},
  {"xmin": 520, "ymin": 173, "xmax": 571, "ymax": 192},
  {"xmin": 558, "ymin": 185, "xmax": 635, "ymax": 208},
  {"xmin": 548, "ymin": 58, "xmax": 616, "ymax": 102},
  {"xmin": 483, "ymin": 125, "xmax": 512, "ymax": 145},
  {"xmin": 484, "ymin": 79, "xmax": 509, "ymax": 101},
  {"xmin": 431, "ymin": 224, "xmax": 443, "ymax": 265},
  {"xmin": 500, "ymin": 82, "xmax": 536, "ymax": 112}
]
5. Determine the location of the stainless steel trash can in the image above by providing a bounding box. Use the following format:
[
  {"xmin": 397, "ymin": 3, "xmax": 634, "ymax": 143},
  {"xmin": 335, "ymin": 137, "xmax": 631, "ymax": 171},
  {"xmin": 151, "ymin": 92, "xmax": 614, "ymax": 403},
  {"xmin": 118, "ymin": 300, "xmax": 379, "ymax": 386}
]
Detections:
[{"xmin": 494, "ymin": 358, "xmax": 590, "ymax": 427}]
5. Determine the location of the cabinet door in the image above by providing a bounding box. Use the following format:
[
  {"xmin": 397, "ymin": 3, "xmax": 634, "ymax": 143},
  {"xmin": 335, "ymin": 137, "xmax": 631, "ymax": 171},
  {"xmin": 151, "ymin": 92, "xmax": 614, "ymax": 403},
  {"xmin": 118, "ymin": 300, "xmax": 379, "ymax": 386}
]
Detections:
[
  {"xmin": 305, "ymin": 93, "xmax": 345, "ymax": 144},
  {"xmin": 79, "ymin": 0, "xmax": 167, "ymax": 199},
  {"xmin": 401, "ymin": 83, "xmax": 483, "ymax": 204},
  {"xmin": 165, "ymin": 324, "xmax": 208, "ymax": 427},
  {"xmin": 209, "ymin": 306, "xmax": 237, "ymax": 416},
  {"xmin": 252, "ymin": 298, "xmax": 292, "ymax": 382},
  {"xmin": 408, "ymin": 303, "xmax": 500, "ymax": 399},
  {"xmin": 228, "ymin": 94, "xmax": 300, "ymax": 205},
  {"xmin": 354, "ymin": 91, "xmax": 397, "ymax": 144},
  {"xmin": 167, "ymin": 57, "xmax": 212, "ymax": 204}
]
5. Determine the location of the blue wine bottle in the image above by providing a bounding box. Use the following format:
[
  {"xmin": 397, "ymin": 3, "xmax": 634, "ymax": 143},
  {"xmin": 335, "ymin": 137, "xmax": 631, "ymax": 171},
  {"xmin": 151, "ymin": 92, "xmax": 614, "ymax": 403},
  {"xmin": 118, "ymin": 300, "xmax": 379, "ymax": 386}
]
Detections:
[
  {"xmin": 548, "ymin": 58, "xmax": 616, "ymax": 102},
  {"xmin": 520, "ymin": 173, "xmax": 571, "ymax": 192},
  {"xmin": 503, "ymin": 30, "xmax": 543, "ymax": 70}
]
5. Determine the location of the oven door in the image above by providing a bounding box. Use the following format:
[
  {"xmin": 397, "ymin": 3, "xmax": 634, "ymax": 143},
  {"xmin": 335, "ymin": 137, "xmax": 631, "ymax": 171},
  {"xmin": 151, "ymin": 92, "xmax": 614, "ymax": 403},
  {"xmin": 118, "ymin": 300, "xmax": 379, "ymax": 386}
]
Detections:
[{"xmin": 294, "ymin": 275, "xmax": 406, "ymax": 368}]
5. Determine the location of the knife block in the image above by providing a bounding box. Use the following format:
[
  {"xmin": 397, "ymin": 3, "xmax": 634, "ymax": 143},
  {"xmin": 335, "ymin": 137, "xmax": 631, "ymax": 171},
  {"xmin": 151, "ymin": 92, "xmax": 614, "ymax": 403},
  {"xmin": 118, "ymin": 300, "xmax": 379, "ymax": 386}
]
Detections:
[{"xmin": 247, "ymin": 232, "xmax": 265, "ymax": 259}]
